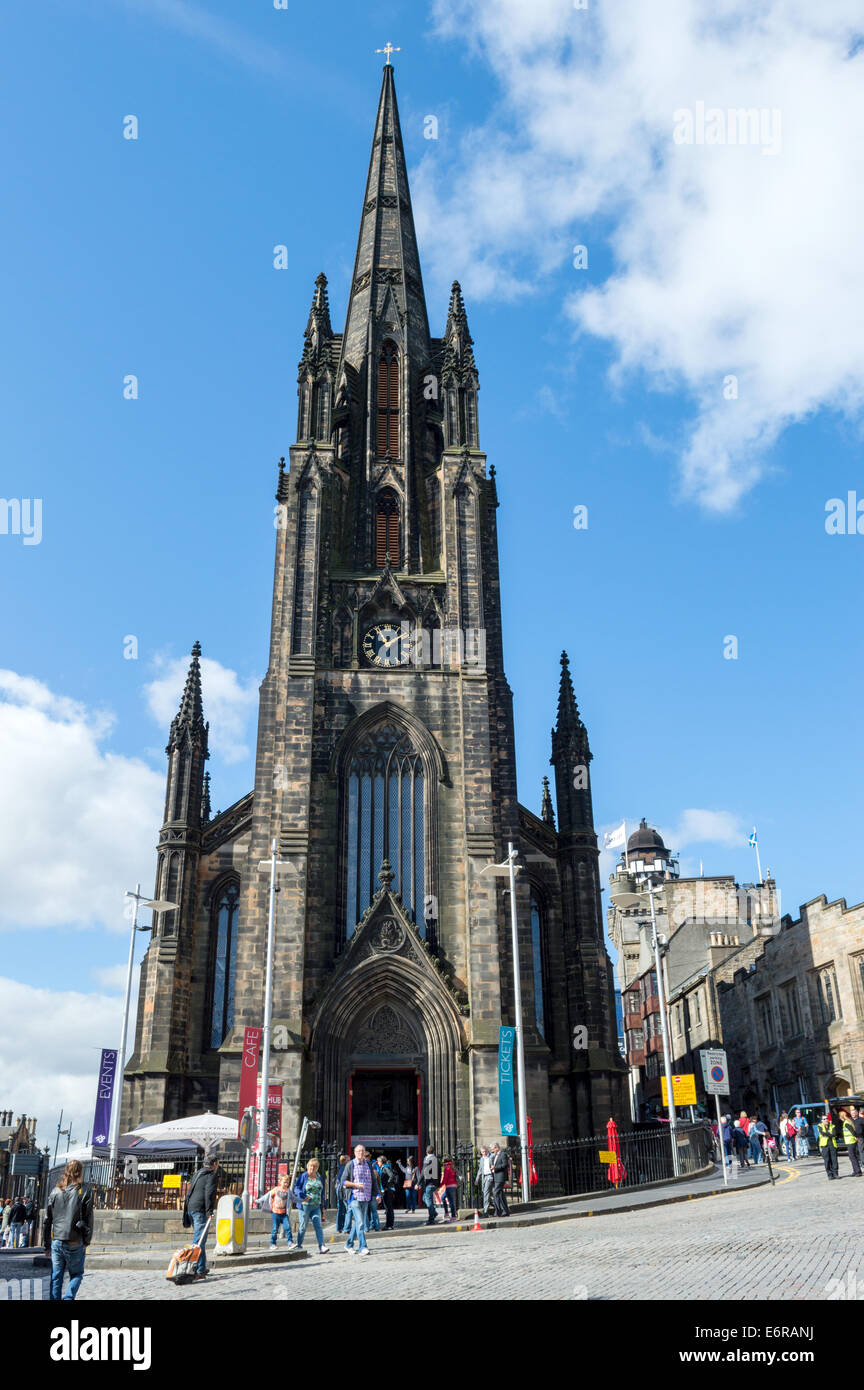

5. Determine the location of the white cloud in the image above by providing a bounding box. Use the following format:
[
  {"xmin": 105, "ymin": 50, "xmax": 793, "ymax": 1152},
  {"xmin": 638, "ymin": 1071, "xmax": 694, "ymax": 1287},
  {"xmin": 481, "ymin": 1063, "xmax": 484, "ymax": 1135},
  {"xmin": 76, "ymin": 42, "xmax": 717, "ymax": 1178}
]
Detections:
[
  {"xmin": 118, "ymin": 0, "xmax": 286, "ymax": 76},
  {"xmin": 663, "ymin": 808, "xmax": 747, "ymax": 851},
  {"xmin": 0, "ymin": 672, "xmax": 164, "ymax": 932},
  {"xmin": 144, "ymin": 654, "xmax": 259, "ymax": 766},
  {"xmin": 0, "ymin": 976, "xmax": 125, "ymax": 1148},
  {"xmin": 422, "ymin": 0, "xmax": 864, "ymax": 510}
]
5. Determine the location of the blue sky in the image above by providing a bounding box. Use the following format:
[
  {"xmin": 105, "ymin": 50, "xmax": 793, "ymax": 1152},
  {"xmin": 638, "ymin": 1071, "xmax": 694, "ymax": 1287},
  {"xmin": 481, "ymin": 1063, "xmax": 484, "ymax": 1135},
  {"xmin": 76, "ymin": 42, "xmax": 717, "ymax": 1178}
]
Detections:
[{"xmin": 1, "ymin": 0, "xmax": 862, "ymax": 1140}]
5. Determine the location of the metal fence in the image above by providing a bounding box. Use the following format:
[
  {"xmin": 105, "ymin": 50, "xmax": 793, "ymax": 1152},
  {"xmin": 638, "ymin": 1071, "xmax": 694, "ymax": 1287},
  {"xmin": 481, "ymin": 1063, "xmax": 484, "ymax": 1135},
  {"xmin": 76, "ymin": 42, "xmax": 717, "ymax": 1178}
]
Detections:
[
  {"xmin": 41, "ymin": 1127, "xmax": 711, "ymax": 1213},
  {"xmin": 453, "ymin": 1123, "xmax": 711, "ymax": 1208}
]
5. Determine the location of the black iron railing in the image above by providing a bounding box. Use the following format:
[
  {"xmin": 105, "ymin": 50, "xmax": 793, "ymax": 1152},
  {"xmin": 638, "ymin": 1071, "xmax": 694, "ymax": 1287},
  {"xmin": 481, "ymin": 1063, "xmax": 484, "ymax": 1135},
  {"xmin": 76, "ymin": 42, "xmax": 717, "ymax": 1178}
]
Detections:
[{"xmin": 44, "ymin": 1125, "xmax": 710, "ymax": 1213}]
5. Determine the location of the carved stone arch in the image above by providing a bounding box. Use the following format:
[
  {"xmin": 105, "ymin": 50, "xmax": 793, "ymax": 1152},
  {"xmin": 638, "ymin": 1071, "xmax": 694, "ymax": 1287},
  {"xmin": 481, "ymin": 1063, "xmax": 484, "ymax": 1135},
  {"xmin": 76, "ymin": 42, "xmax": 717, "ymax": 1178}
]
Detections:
[
  {"xmin": 330, "ymin": 700, "xmax": 447, "ymax": 785},
  {"xmin": 310, "ymin": 951, "xmax": 465, "ymax": 1153},
  {"xmin": 332, "ymin": 601, "xmax": 355, "ymax": 669}
]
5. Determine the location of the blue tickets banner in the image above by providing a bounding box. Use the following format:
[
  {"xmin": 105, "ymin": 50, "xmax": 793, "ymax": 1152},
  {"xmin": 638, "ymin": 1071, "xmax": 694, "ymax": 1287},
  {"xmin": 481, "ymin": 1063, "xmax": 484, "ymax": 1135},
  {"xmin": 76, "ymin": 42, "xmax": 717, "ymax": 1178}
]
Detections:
[
  {"xmin": 92, "ymin": 1048, "xmax": 117, "ymax": 1148},
  {"xmin": 498, "ymin": 1027, "xmax": 518, "ymax": 1137}
]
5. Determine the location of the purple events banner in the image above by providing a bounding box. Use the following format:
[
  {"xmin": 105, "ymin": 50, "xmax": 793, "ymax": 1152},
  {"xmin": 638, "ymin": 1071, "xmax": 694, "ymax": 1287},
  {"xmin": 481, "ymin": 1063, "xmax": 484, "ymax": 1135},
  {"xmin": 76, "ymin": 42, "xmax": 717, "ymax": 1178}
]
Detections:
[{"xmin": 92, "ymin": 1048, "xmax": 118, "ymax": 1147}]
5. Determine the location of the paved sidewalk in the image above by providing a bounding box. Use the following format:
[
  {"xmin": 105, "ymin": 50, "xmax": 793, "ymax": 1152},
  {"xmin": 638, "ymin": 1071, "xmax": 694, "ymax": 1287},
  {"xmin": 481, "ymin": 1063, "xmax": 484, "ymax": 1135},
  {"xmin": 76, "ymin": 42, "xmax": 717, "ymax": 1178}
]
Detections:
[
  {"xmin": 77, "ymin": 1157, "xmax": 767, "ymax": 1269},
  {"xmin": 65, "ymin": 1154, "xmax": 864, "ymax": 1300}
]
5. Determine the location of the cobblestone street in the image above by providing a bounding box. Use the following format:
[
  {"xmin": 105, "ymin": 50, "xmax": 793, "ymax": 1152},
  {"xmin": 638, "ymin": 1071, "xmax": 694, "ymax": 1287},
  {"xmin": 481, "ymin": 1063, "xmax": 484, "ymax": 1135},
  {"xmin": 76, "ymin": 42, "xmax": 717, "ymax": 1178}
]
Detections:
[{"xmin": 57, "ymin": 1158, "xmax": 864, "ymax": 1301}]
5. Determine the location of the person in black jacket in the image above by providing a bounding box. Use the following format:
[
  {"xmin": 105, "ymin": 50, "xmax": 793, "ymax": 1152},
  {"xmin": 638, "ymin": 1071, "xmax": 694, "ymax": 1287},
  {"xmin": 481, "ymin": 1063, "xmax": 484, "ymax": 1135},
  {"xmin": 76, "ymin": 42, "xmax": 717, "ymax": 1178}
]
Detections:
[
  {"xmin": 420, "ymin": 1146, "xmax": 440, "ymax": 1225},
  {"xmin": 43, "ymin": 1160, "xmax": 93, "ymax": 1300},
  {"xmin": 184, "ymin": 1157, "xmax": 220, "ymax": 1279},
  {"xmin": 491, "ymin": 1144, "xmax": 511, "ymax": 1217}
]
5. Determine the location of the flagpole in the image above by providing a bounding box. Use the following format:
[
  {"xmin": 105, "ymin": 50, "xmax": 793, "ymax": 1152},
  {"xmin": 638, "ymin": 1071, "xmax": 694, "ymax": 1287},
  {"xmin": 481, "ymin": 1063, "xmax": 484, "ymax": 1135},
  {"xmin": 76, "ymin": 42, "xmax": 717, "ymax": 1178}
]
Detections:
[{"xmin": 755, "ymin": 841, "xmax": 763, "ymax": 884}]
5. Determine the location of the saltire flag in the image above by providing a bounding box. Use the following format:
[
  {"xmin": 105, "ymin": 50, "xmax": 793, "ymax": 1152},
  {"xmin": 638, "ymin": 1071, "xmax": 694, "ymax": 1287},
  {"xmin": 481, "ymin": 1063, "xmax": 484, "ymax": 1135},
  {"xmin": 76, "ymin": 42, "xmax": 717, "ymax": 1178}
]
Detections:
[
  {"xmin": 748, "ymin": 828, "xmax": 758, "ymax": 848},
  {"xmin": 604, "ymin": 821, "xmax": 626, "ymax": 850}
]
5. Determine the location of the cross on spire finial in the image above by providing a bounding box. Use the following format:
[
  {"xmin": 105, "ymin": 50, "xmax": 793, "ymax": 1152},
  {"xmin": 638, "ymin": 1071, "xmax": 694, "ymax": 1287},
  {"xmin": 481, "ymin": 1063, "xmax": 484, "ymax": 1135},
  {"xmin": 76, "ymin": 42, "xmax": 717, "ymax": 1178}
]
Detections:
[{"xmin": 375, "ymin": 41, "xmax": 400, "ymax": 64}]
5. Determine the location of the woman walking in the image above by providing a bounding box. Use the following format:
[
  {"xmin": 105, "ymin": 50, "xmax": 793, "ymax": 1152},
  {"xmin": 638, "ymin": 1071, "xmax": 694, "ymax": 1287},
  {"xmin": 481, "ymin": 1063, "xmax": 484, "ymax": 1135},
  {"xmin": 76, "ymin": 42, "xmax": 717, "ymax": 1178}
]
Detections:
[
  {"xmin": 441, "ymin": 1157, "xmax": 459, "ymax": 1221},
  {"xmin": 265, "ymin": 1174, "xmax": 295, "ymax": 1249},
  {"xmin": 293, "ymin": 1158, "xmax": 329, "ymax": 1254},
  {"xmin": 43, "ymin": 1159, "xmax": 93, "ymax": 1301},
  {"xmin": 398, "ymin": 1155, "xmax": 418, "ymax": 1212}
]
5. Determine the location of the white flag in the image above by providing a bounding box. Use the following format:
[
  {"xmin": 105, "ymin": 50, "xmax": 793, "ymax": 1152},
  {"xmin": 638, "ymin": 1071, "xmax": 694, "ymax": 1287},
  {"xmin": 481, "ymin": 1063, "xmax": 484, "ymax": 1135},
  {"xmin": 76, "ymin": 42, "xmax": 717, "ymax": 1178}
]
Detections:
[{"xmin": 604, "ymin": 821, "xmax": 626, "ymax": 850}]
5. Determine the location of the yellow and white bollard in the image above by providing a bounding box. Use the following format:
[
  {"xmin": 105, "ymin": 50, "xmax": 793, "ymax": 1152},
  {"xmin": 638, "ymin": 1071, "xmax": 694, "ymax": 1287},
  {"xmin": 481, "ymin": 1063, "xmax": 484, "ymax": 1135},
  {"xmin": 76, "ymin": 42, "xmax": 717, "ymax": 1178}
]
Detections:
[{"xmin": 215, "ymin": 1193, "xmax": 247, "ymax": 1256}]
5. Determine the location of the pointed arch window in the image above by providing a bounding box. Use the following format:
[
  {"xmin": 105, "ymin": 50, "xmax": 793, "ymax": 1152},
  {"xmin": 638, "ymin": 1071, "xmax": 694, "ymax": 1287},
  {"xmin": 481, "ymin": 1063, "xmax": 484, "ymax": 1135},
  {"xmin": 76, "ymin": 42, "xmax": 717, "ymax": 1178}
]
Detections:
[
  {"xmin": 209, "ymin": 880, "xmax": 240, "ymax": 1049},
  {"xmin": 530, "ymin": 890, "xmax": 549, "ymax": 1040},
  {"xmin": 375, "ymin": 489, "xmax": 400, "ymax": 569},
  {"xmin": 344, "ymin": 721, "xmax": 424, "ymax": 939},
  {"xmin": 377, "ymin": 342, "xmax": 400, "ymax": 458}
]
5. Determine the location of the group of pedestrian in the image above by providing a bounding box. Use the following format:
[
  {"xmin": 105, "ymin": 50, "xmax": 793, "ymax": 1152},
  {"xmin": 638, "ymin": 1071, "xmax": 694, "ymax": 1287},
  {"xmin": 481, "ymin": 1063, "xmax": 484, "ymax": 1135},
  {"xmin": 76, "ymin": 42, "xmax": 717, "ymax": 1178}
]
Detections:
[
  {"xmin": 261, "ymin": 1159, "xmax": 330, "ymax": 1253},
  {"xmin": 1, "ymin": 1194, "xmax": 38, "ymax": 1248},
  {"xmin": 474, "ymin": 1144, "xmax": 512, "ymax": 1217},
  {"xmin": 815, "ymin": 1106, "xmax": 864, "ymax": 1180},
  {"xmin": 714, "ymin": 1109, "xmax": 814, "ymax": 1168}
]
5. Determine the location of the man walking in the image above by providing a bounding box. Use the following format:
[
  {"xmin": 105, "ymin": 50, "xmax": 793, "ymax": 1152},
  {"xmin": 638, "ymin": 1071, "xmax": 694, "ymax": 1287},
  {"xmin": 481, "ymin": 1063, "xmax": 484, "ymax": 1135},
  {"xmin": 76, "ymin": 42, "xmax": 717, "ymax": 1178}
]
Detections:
[
  {"xmin": 491, "ymin": 1143, "xmax": 511, "ymax": 1217},
  {"xmin": 184, "ymin": 1155, "xmax": 219, "ymax": 1279},
  {"xmin": 420, "ymin": 1145, "xmax": 440, "ymax": 1225},
  {"xmin": 817, "ymin": 1112, "xmax": 839, "ymax": 1180},
  {"xmin": 476, "ymin": 1145, "xmax": 494, "ymax": 1216},
  {"xmin": 377, "ymin": 1155, "xmax": 396, "ymax": 1230},
  {"xmin": 342, "ymin": 1143, "xmax": 373, "ymax": 1256},
  {"xmin": 9, "ymin": 1196, "xmax": 27, "ymax": 1249},
  {"xmin": 335, "ymin": 1153, "xmax": 350, "ymax": 1233}
]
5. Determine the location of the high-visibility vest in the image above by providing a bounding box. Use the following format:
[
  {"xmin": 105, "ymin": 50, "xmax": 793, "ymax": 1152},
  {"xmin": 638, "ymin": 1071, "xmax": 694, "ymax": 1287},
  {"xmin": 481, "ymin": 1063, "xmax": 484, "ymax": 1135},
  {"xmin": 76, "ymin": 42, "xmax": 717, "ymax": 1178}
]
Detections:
[
  {"xmin": 843, "ymin": 1121, "xmax": 858, "ymax": 1147},
  {"xmin": 818, "ymin": 1123, "xmax": 836, "ymax": 1148}
]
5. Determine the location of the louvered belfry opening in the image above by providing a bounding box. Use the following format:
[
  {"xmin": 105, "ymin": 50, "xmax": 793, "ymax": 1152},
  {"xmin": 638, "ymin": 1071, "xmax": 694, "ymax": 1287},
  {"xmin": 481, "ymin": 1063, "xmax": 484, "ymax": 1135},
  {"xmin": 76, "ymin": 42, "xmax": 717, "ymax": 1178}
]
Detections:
[
  {"xmin": 376, "ymin": 341, "xmax": 400, "ymax": 458},
  {"xmin": 375, "ymin": 488, "xmax": 400, "ymax": 569}
]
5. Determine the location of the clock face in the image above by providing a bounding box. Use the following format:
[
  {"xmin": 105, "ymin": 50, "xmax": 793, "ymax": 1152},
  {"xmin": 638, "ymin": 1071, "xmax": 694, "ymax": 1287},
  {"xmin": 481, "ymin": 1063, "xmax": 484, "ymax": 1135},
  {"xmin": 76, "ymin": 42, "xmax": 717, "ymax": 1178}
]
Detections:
[{"xmin": 363, "ymin": 623, "xmax": 408, "ymax": 667}]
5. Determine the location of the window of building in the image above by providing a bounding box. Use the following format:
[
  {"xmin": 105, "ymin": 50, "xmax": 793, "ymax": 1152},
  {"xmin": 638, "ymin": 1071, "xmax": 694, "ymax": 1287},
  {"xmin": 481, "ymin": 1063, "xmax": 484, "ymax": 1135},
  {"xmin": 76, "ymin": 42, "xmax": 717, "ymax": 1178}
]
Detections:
[
  {"xmin": 692, "ymin": 988, "xmax": 702, "ymax": 1026},
  {"xmin": 344, "ymin": 720, "xmax": 424, "ymax": 937},
  {"xmin": 814, "ymin": 964, "xmax": 842, "ymax": 1024},
  {"xmin": 376, "ymin": 342, "xmax": 400, "ymax": 458},
  {"xmin": 756, "ymin": 994, "xmax": 775, "ymax": 1048},
  {"xmin": 209, "ymin": 881, "xmax": 240, "ymax": 1049},
  {"xmin": 779, "ymin": 980, "xmax": 802, "ymax": 1038},
  {"xmin": 375, "ymin": 489, "xmax": 400, "ymax": 569},
  {"xmin": 529, "ymin": 892, "xmax": 548, "ymax": 1040}
]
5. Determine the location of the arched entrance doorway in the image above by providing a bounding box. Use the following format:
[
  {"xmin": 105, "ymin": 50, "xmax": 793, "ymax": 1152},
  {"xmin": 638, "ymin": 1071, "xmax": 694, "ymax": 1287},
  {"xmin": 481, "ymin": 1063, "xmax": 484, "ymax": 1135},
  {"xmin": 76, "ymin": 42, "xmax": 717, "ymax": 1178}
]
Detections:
[{"xmin": 310, "ymin": 911, "xmax": 466, "ymax": 1156}]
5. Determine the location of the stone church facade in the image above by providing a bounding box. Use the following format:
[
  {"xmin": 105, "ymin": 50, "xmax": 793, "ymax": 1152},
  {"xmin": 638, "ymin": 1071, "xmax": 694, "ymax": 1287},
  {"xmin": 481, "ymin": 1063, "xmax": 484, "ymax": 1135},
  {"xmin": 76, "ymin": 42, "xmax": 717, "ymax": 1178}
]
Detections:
[{"xmin": 122, "ymin": 64, "xmax": 625, "ymax": 1151}]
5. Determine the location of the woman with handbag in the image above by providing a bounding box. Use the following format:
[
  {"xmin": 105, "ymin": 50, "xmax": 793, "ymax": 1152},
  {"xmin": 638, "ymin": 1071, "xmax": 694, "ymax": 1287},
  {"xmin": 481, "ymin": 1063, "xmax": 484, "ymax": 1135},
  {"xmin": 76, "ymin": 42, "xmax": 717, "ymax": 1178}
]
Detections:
[{"xmin": 398, "ymin": 1156, "xmax": 418, "ymax": 1212}]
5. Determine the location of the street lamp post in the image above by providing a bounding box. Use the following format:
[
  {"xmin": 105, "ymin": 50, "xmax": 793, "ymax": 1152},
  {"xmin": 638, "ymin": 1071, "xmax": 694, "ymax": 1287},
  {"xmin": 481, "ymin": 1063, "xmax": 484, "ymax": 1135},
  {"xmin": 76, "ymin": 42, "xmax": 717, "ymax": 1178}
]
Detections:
[
  {"xmin": 107, "ymin": 885, "xmax": 179, "ymax": 1169},
  {"xmin": 480, "ymin": 843, "xmax": 531, "ymax": 1204},
  {"xmin": 256, "ymin": 840, "xmax": 297, "ymax": 1200}
]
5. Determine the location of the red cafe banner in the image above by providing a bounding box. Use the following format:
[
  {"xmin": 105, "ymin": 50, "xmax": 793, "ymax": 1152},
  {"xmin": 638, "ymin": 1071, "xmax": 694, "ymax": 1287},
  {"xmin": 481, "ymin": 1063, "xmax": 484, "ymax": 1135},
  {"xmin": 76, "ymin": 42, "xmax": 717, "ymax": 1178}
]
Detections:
[{"xmin": 237, "ymin": 1027, "xmax": 261, "ymax": 1138}]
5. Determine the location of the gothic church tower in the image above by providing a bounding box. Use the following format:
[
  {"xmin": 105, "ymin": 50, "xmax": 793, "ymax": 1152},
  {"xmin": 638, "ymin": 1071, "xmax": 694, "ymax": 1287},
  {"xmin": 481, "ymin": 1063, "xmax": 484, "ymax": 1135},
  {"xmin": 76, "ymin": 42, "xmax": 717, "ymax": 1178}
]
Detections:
[{"xmin": 123, "ymin": 63, "xmax": 625, "ymax": 1147}]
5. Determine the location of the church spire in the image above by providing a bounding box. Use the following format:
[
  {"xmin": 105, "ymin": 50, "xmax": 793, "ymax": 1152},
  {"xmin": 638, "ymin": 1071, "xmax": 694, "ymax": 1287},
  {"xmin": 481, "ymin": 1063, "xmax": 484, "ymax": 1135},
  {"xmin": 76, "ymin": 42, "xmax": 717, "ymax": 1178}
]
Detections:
[
  {"xmin": 169, "ymin": 641, "xmax": 208, "ymax": 751},
  {"xmin": 338, "ymin": 62, "xmax": 430, "ymax": 373},
  {"xmin": 555, "ymin": 650, "xmax": 584, "ymax": 738},
  {"xmin": 541, "ymin": 776, "xmax": 556, "ymax": 828}
]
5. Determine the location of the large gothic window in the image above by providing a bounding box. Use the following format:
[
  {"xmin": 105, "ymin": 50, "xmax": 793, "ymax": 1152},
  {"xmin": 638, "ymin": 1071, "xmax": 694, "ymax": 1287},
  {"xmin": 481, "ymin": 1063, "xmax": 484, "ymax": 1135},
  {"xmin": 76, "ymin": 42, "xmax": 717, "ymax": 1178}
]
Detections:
[
  {"xmin": 376, "ymin": 342, "xmax": 400, "ymax": 458},
  {"xmin": 344, "ymin": 721, "xmax": 424, "ymax": 938},
  {"xmin": 209, "ymin": 880, "xmax": 240, "ymax": 1049},
  {"xmin": 530, "ymin": 890, "xmax": 548, "ymax": 1040},
  {"xmin": 375, "ymin": 489, "xmax": 400, "ymax": 569}
]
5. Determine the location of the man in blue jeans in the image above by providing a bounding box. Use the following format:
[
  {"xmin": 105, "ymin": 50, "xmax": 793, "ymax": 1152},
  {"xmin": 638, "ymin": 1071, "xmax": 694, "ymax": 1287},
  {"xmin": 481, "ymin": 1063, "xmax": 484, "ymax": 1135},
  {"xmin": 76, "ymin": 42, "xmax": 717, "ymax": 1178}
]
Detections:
[
  {"xmin": 184, "ymin": 1156, "xmax": 220, "ymax": 1280},
  {"xmin": 342, "ymin": 1144, "xmax": 372, "ymax": 1256}
]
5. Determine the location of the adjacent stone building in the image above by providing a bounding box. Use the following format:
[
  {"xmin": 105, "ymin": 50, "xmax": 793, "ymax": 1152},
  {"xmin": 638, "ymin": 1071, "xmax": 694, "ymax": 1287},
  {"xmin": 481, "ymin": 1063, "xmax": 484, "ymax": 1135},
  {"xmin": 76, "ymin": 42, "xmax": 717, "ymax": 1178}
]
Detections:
[
  {"xmin": 121, "ymin": 63, "xmax": 626, "ymax": 1151},
  {"xmin": 716, "ymin": 894, "xmax": 864, "ymax": 1113},
  {"xmin": 608, "ymin": 820, "xmax": 780, "ymax": 1118}
]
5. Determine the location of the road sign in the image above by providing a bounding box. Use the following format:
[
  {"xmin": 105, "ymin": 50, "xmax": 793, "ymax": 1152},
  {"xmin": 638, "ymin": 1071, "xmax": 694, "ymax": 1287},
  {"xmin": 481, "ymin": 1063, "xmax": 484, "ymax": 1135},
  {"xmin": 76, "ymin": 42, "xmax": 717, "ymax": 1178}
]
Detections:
[
  {"xmin": 162, "ymin": 1173, "xmax": 182, "ymax": 1189},
  {"xmin": 661, "ymin": 1073, "xmax": 697, "ymax": 1106},
  {"xmin": 701, "ymin": 1048, "xmax": 729, "ymax": 1096}
]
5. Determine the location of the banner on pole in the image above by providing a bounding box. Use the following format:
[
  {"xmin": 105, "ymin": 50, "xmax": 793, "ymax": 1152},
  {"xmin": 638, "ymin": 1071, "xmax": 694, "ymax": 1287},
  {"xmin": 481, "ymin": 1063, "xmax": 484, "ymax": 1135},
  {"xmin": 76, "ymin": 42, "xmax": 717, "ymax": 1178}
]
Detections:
[
  {"xmin": 237, "ymin": 1027, "xmax": 262, "ymax": 1138},
  {"xmin": 91, "ymin": 1048, "xmax": 118, "ymax": 1147},
  {"xmin": 498, "ymin": 1026, "xmax": 518, "ymax": 1137}
]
